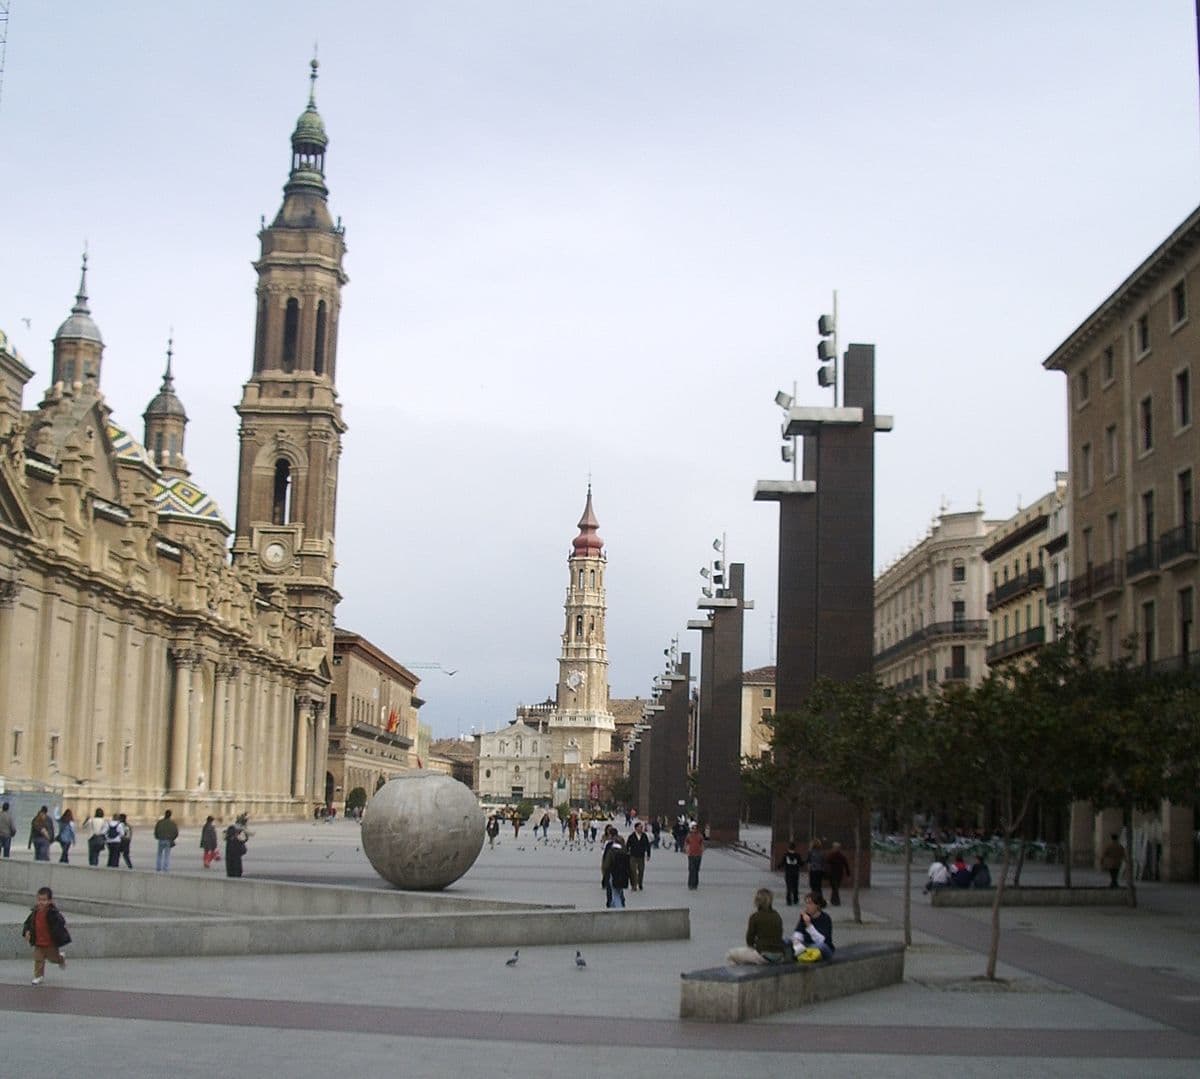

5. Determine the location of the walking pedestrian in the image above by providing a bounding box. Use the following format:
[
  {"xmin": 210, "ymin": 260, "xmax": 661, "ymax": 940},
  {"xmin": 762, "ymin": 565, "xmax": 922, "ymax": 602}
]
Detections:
[
  {"xmin": 0, "ymin": 801, "xmax": 16, "ymax": 858},
  {"xmin": 825, "ymin": 841, "xmax": 851, "ymax": 906},
  {"xmin": 626, "ymin": 821, "xmax": 651, "ymax": 891},
  {"xmin": 225, "ymin": 823, "xmax": 247, "ymax": 878},
  {"xmin": 601, "ymin": 831, "xmax": 630, "ymax": 909},
  {"xmin": 807, "ymin": 838, "xmax": 826, "ymax": 899},
  {"xmin": 29, "ymin": 806, "xmax": 54, "ymax": 862},
  {"xmin": 154, "ymin": 809, "xmax": 179, "ymax": 871},
  {"xmin": 684, "ymin": 821, "xmax": 704, "ymax": 890},
  {"xmin": 779, "ymin": 841, "xmax": 802, "ymax": 905},
  {"xmin": 23, "ymin": 886, "xmax": 71, "ymax": 985},
  {"xmin": 485, "ymin": 815, "xmax": 500, "ymax": 849},
  {"xmin": 1101, "ymin": 834, "xmax": 1126, "ymax": 888},
  {"xmin": 84, "ymin": 808, "xmax": 108, "ymax": 866},
  {"xmin": 56, "ymin": 809, "xmax": 76, "ymax": 864},
  {"xmin": 118, "ymin": 813, "xmax": 134, "ymax": 868},
  {"xmin": 104, "ymin": 813, "xmax": 124, "ymax": 867},
  {"xmin": 200, "ymin": 816, "xmax": 220, "ymax": 867}
]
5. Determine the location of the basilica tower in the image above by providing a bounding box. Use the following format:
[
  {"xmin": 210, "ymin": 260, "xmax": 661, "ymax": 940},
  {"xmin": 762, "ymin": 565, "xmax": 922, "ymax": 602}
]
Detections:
[
  {"xmin": 231, "ymin": 59, "xmax": 347, "ymax": 645},
  {"xmin": 550, "ymin": 487, "xmax": 615, "ymax": 767}
]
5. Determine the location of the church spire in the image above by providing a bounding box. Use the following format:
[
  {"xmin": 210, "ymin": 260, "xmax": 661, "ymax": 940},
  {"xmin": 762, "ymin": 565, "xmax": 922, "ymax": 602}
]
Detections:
[
  {"xmin": 51, "ymin": 250, "xmax": 104, "ymax": 388},
  {"xmin": 143, "ymin": 334, "xmax": 189, "ymax": 478},
  {"xmin": 572, "ymin": 485, "xmax": 603, "ymax": 557}
]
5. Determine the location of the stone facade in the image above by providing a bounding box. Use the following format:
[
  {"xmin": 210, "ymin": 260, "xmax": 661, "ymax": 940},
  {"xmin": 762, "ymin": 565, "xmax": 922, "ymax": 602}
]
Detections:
[
  {"xmin": 326, "ymin": 629, "xmax": 421, "ymax": 807},
  {"xmin": 983, "ymin": 477, "xmax": 1068, "ymax": 671},
  {"xmin": 740, "ymin": 664, "xmax": 775, "ymax": 761},
  {"xmin": 874, "ymin": 508, "xmax": 998, "ymax": 695},
  {"xmin": 0, "ymin": 67, "xmax": 346, "ymax": 824},
  {"xmin": 1044, "ymin": 204, "xmax": 1200, "ymax": 881}
]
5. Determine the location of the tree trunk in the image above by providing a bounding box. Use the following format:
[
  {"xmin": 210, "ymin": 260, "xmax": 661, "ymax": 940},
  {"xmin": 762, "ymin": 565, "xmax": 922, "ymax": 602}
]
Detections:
[
  {"xmin": 1063, "ymin": 803, "xmax": 1073, "ymax": 888},
  {"xmin": 902, "ymin": 811, "xmax": 913, "ymax": 947},
  {"xmin": 986, "ymin": 826, "xmax": 1013, "ymax": 980},
  {"xmin": 1124, "ymin": 801, "xmax": 1137, "ymax": 910},
  {"xmin": 851, "ymin": 811, "xmax": 863, "ymax": 924},
  {"xmin": 1013, "ymin": 818, "xmax": 1028, "ymax": 886}
]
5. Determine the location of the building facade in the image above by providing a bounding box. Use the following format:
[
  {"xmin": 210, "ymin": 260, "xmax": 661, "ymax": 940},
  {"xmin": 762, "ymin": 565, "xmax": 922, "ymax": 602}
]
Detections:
[
  {"xmin": 983, "ymin": 477, "xmax": 1068, "ymax": 670},
  {"xmin": 874, "ymin": 509, "xmax": 997, "ymax": 694},
  {"xmin": 0, "ymin": 66, "xmax": 346, "ymax": 824},
  {"xmin": 326, "ymin": 629, "xmax": 421, "ymax": 806},
  {"xmin": 740, "ymin": 664, "xmax": 775, "ymax": 760},
  {"xmin": 1045, "ymin": 205, "xmax": 1200, "ymax": 880}
]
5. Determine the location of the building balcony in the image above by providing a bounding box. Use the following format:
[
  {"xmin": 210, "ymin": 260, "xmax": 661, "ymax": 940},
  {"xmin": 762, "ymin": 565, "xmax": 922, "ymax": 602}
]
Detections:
[
  {"xmin": 1125, "ymin": 541, "xmax": 1158, "ymax": 581},
  {"xmin": 985, "ymin": 625, "xmax": 1046, "ymax": 664},
  {"xmin": 986, "ymin": 567, "xmax": 1045, "ymax": 611},
  {"xmin": 1044, "ymin": 579, "xmax": 1070, "ymax": 605},
  {"xmin": 1068, "ymin": 559, "xmax": 1123, "ymax": 605},
  {"xmin": 1158, "ymin": 523, "xmax": 1199, "ymax": 568},
  {"xmin": 942, "ymin": 665, "xmax": 971, "ymax": 683},
  {"xmin": 873, "ymin": 619, "xmax": 988, "ymax": 667}
]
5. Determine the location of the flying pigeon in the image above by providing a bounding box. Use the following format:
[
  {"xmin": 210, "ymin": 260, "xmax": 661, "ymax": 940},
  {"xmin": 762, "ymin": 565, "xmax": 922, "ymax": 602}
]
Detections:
[
  {"xmin": 575, "ymin": 950, "xmax": 587, "ymax": 969},
  {"xmin": 505, "ymin": 950, "xmax": 520, "ymax": 967}
]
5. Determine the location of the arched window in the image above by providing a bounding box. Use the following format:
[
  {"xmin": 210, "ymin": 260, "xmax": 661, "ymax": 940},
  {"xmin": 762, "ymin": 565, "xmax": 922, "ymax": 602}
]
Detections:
[
  {"xmin": 588, "ymin": 617, "xmax": 595, "ymax": 636},
  {"xmin": 314, "ymin": 300, "xmax": 327, "ymax": 375},
  {"xmin": 575, "ymin": 615, "xmax": 583, "ymax": 638},
  {"xmin": 515, "ymin": 737, "xmax": 523, "ymax": 755},
  {"xmin": 154, "ymin": 433, "xmax": 163, "ymax": 463},
  {"xmin": 282, "ymin": 298, "xmax": 300, "ymax": 372},
  {"xmin": 272, "ymin": 459, "xmax": 292, "ymax": 524},
  {"xmin": 589, "ymin": 569, "xmax": 595, "ymax": 588},
  {"xmin": 578, "ymin": 569, "xmax": 584, "ymax": 589}
]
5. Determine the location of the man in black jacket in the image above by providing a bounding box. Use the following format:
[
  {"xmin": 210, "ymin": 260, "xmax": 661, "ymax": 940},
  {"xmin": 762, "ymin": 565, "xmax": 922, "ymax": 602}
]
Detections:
[
  {"xmin": 626, "ymin": 822, "xmax": 652, "ymax": 891},
  {"xmin": 23, "ymin": 886, "xmax": 71, "ymax": 985}
]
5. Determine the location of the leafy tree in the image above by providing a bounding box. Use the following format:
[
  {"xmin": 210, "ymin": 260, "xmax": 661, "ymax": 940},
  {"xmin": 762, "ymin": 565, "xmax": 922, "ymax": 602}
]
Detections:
[
  {"xmin": 346, "ymin": 786, "xmax": 367, "ymax": 811},
  {"xmin": 608, "ymin": 775, "xmax": 636, "ymax": 808}
]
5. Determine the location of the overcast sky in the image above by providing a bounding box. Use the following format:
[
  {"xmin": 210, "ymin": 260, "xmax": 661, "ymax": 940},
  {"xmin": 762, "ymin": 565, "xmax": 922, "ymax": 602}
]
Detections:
[{"xmin": 1, "ymin": 3, "xmax": 1198, "ymax": 739}]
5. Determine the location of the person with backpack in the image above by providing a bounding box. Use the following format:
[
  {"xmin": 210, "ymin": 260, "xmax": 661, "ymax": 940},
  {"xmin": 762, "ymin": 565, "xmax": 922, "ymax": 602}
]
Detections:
[
  {"xmin": 104, "ymin": 813, "xmax": 124, "ymax": 867},
  {"xmin": 117, "ymin": 813, "xmax": 134, "ymax": 868}
]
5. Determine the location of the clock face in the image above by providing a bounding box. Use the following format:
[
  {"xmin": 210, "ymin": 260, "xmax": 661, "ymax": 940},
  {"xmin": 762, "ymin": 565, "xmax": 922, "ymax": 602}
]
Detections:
[
  {"xmin": 263, "ymin": 541, "xmax": 287, "ymax": 568},
  {"xmin": 566, "ymin": 670, "xmax": 585, "ymax": 690}
]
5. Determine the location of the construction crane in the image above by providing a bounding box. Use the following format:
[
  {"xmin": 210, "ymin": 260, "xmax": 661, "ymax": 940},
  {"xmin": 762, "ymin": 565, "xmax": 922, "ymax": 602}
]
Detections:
[{"xmin": 0, "ymin": 3, "xmax": 10, "ymax": 110}]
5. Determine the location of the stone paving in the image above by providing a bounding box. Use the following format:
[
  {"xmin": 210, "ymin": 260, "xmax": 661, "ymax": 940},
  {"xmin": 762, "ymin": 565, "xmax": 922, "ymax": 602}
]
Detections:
[{"xmin": 0, "ymin": 818, "xmax": 1197, "ymax": 1077}]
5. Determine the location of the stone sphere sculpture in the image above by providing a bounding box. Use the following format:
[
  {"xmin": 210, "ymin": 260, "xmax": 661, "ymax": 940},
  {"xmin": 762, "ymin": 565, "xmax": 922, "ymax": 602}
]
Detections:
[{"xmin": 360, "ymin": 770, "xmax": 485, "ymax": 890}]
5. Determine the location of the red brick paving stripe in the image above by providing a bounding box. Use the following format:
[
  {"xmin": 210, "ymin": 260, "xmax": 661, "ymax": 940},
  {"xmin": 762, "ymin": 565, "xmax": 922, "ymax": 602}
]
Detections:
[{"xmin": 0, "ymin": 985, "xmax": 1197, "ymax": 1058}]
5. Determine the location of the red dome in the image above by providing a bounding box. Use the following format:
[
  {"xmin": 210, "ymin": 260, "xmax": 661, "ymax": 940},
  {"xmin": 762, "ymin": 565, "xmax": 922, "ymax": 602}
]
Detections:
[{"xmin": 572, "ymin": 487, "xmax": 603, "ymax": 557}]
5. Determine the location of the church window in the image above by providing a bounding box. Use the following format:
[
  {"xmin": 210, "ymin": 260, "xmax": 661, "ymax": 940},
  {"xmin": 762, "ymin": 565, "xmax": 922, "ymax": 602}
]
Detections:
[
  {"xmin": 64, "ymin": 360, "xmax": 76, "ymax": 383},
  {"xmin": 532, "ymin": 741, "xmax": 538, "ymax": 754},
  {"xmin": 123, "ymin": 743, "xmax": 133, "ymax": 773},
  {"xmin": 49, "ymin": 734, "xmax": 59, "ymax": 764},
  {"xmin": 168, "ymin": 435, "xmax": 177, "ymax": 462},
  {"xmin": 95, "ymin": 740, "xmax": 105, "ymax": 770},
  {"xmin": 588, "ymin": 617, "xmax": 595, "ymax": 636},
  {"xmin": 499, "ymin": 740, "xmax": 507, "ymax": 754},
  {"xmin": 515, "ymin": 737, "xmax": 523, "ymax": 754},
  {"xmin": 282, "ymin": 297, "xmax": 300, "ymax": 372},
  {"xmin": 575, "ymin": 615, "xmax": 583, "ymax": 638},
  {"xmin": 485, "ymin": 769, "xmax": 491, "ymax": 779},
  {"xmin": 154, "ymin": 433, "xmax": 164, "ymax": 463},
  {"xmin": 314, "ymin": 300, "xmax": 327, "ymax": 375},
  {"xmin": 589, "ymin": 570, "xmax": 595, "ymax": 588},
  {"xmin": 11, "ymin": 729, "xmax": 22, "ymax": 759},
  {"xmin": 578, "ymin": 569, "xmax": 584, "ymax": 589},
  {"xmin": 272, "ymin": 459, "xmax": 293, "ymax": 524}
]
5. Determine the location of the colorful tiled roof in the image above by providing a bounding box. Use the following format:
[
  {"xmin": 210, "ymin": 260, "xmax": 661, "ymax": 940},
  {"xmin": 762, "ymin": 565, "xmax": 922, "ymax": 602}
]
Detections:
[
  {"xmin": 105, "ymin": 420, "xmax": 156, "ymax": 468},
  {"xmin": 152, "ymin": 474, "xmax": 229, "ymax": 527}
]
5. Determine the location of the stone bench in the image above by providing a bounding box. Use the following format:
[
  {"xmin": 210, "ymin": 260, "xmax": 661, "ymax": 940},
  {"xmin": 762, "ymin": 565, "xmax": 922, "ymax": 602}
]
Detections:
[
  {"xmin": 679, "ymin": 941, "xmax": 905, "ymax": 1022},
  {"xmin": 930, "ymin": 886, "xmax": 1134, "ymax": 908}
]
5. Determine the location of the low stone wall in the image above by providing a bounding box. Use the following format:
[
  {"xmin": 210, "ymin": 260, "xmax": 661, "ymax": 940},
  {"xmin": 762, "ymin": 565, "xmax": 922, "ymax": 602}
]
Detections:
[
  {"xmin": 930, "ymin": 886, "xmax": 1134, "ymax": 908},
  {"xmin": 679, "ymin": 942, "xmax": 905, "ymax": 1022},
  {"xmin": 0, "ymin": 860, "xmax": 691, "ymax": 958}
]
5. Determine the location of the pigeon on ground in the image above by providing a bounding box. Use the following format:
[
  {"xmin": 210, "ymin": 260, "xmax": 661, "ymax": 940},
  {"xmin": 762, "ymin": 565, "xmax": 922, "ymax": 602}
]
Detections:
[
  {"xmin": 575, "ymin": 950, "xmax": 587, "ymax": 969},
  {"xmin": 505, "ymin": 950, "xmax": 520, "ymax": 967}
]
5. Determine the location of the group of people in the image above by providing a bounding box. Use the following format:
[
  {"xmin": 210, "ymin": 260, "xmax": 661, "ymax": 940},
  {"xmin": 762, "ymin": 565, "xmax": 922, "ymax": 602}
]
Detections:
[
  {"xmin": 727, "ymin": 888, "xmax": 835, "ymax": 966},
  {"xmin": 778, "ymin": 838, "xmax": 852, "ymax": 906},
  {"xmin": 924, "ymin": 852, "xmax": 992, "ymax": 892},
  {"xmin": 598, "ymin": 820, "xmax": 657, "ymax": 907},
  {"xmin": 0, "ymin": 801, "xmax": 251, "ymax": 877}
]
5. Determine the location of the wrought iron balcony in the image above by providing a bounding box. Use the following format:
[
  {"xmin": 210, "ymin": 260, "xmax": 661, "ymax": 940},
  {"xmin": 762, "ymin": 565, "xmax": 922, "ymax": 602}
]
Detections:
[
  {"xmin": 986, "ymin": 567, "xmax": 1045, "ymax": 611},
  {"xmin": 985, "ymin": 625, "xmax": 1047, "ymax": 664},
  {"xmin": 1125, "ymin": 541, "xmax": 1158, "ymax": 580},
  {"xmin": 873, "ymin": 619, "xmax": 989, "ymax": 666},
  {"xmin": 1068, "ymin": 559, "xmax": 1122, "ymax": 604},
  {"xmin": 1158, "ymin": 523, "xmax": 1198, "ymax": 567},
  {"xmin": 1044, "ymin": 579, "xmax": 1070, "ymax": 605},
  {"xmin": 942, "ymin": 665, "xmax": 971, "ymax": 683}
]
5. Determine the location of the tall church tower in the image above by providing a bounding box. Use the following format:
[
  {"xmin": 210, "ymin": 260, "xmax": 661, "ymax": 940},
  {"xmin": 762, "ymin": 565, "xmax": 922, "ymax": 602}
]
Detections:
[
  {"xmin": 232, "ymin": 58, "xmax": 347, "ymax": 648},
  {"xmin": 550, "ymin": 487, "xmax": 615, "ymax": 765}
]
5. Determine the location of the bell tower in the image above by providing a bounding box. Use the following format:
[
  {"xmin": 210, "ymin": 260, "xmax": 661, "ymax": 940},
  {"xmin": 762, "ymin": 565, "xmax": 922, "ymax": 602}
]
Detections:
[
  {"xmin": 550, "ymin": 486, "xmax": 615, "ymax": 763},
  {"xmin": 232, "ymin": 58, "xmax": 347, "ymax": 635}
]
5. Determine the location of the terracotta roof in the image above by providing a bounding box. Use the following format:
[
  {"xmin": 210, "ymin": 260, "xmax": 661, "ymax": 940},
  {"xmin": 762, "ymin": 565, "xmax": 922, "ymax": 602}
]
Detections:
[
  {"xmin": 609, "ymin": 697, "xmax": 645, "ymax": 726},
  {"xmin": 742, "ymin": 665, "xmax": 776, "ymax": 683}
]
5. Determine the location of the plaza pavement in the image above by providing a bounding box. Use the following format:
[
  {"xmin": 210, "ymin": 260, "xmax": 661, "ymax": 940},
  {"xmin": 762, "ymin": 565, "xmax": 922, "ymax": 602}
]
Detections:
[{"xmin": 0, "ymin": 818, "xmax": 1198, "ymax": 1077}]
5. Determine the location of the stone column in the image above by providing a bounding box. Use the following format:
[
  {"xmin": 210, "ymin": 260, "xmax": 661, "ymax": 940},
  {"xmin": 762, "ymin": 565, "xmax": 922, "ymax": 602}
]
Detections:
[
  {"xmin": 293, "ymin": 692, "xmax": 311, "ymax": 799},
  {"xmin": 211, "ymin": 663, "xmax": 234, "ymax": 792},
  {"xmin": 168, "ymin": 649, "xmax": 197, "ymax": 791},
  {"xmin": 0, "ymin": 574, "xmax": 21, "ymax": 757},
  {"xmin": 310, "ymin": 700, "xmax": 327, "ymax": 807}
]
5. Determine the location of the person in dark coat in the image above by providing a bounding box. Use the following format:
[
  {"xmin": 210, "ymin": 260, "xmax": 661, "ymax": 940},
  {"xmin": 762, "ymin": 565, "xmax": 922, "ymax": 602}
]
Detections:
[
  {"xmin": 779, "ymin": 841, "xmax": 803, "ymax": 905},
  {"xmin": 23, "ymin": 886, "xmax": 71, "ymax": 985},
  {"xmin": 224, "ymin": 824, "xmax": 247, "ymax": 878},
  {"xmin": 200, "ymin": 816, "xmax": 220, "ymax": 868},
  {"xmin": 791, "ymin": 891, "xmax": 835, "ymax": 960},
  {"xmin": 825, "ymin": 842, "xmax": 852, "ymax": 906},
  {"xmin": 626, "ymin": 821, "xmax": 652, "ymax": 891}
]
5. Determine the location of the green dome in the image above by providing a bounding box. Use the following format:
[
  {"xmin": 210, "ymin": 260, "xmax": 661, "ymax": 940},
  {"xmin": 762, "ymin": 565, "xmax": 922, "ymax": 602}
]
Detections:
[{"xmin": 293, "ymin": 103, "xmax": 327, "ymax": 148}]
